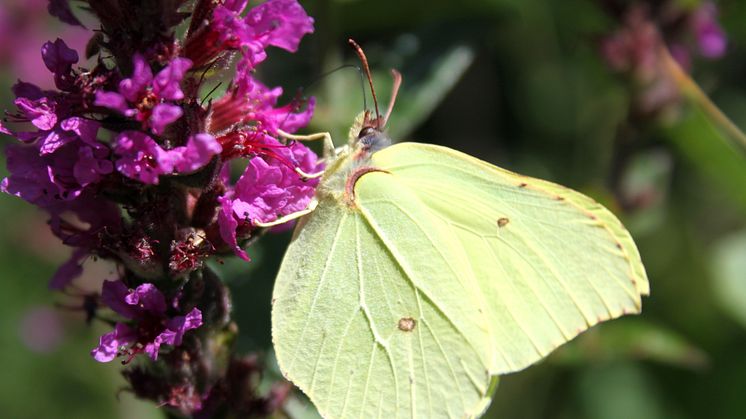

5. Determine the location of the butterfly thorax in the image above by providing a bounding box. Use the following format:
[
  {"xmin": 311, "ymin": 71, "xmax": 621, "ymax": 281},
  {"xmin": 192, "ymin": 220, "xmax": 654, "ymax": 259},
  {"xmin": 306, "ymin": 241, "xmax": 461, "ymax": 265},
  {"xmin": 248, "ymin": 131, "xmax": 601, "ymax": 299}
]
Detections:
[{"xmin": 316, "ymin": 111, "xmax": 391, "ymax": 207}]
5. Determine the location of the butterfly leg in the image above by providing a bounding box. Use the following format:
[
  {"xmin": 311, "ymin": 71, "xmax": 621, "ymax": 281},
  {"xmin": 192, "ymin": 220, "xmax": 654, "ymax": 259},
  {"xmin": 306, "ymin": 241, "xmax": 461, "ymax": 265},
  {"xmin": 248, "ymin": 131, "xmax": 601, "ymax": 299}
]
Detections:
[
  {"xmin": 253, "ymin": 199, "xmax": 319, "ymax": 228},
  {"xmin": 276, "ymin": 129, "xmax": 334, "ymax": 180},
  {"xmin": 277, "ymin": 129, "xmax": 336, "ymax": 159}
]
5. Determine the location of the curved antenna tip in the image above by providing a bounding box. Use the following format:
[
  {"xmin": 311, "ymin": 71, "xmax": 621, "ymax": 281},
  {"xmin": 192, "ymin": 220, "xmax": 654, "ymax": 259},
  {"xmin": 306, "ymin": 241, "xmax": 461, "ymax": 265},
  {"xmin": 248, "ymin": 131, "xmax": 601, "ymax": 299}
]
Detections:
[{"xmin": 348, "ymin": 39, "xmax": 381, "ymax": 128}]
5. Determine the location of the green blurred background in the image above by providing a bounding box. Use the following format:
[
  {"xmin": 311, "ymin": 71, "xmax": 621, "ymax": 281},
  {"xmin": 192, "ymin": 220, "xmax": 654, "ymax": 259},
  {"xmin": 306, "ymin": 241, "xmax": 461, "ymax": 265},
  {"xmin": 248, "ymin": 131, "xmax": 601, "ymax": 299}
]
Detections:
[{"xmin": 3, "ymin": 0, "xmax": 746, "ymax": 418}]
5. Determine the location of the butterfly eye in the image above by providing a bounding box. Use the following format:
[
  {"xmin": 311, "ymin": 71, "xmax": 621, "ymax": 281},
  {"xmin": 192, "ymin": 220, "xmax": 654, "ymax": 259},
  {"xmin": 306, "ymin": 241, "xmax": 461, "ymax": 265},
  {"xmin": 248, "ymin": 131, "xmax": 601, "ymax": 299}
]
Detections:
[{"xmin": 357, "ymin": 127, "xmax": 376, "ymax": 139}]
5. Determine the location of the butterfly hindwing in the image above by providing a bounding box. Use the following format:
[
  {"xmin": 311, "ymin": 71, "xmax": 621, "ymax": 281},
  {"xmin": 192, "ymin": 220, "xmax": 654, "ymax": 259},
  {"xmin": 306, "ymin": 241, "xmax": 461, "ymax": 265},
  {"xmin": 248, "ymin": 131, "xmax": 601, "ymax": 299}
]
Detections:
[{"xmin": 272, "ymin": 187, "xmax": 496, "ymax": 418}]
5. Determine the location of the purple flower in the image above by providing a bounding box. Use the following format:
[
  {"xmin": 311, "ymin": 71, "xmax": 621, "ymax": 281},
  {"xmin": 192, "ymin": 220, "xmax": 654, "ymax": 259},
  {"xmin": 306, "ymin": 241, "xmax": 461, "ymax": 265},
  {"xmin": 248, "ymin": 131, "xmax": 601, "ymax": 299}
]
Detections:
[
  {"xmin": 218, "ymin": 142, "xmax": 320, "ymax": 260},
  {"xmin": 210, "ymin": 59, "xmax": 315, "ymax": 135},
  {"xmin": 692, "ymin": 2, "xmax": 727, "ymax": 59},
  {"xmin": 113, "ymin": 131, "xmax": 170, "ymax": 184},
  {"xmin": 47, "ymin": 192, "xmax": 122, "ymax": 248},
  {"xmin": 91, "ymin": 323, "xmax": 136, "ymax": 362},
  {"xmin": 91, "ymin": 280, "xmax": 203, "ymax": 362},
  {"xmin": 95, "ymin": 54, "xmax": 192, "ymax": 135},
  {"xmin": 217, "ymin": 0, "xmax": 314, "ymax": 68},
  {"xmin": 113, "ymin": 131, "xmax": 221, "ymax": 184},
  {"xmin": 185, "ymin": 0, "xmax": 313, "ymax": 68},
  {"xmin": 49, "ymin": 247, "xmax": 87, "ymax": 290},
  {"xmin": 40, "ymin": 117, "xmax": 102, "ymax": 155},
  {"xmin": 166, "ymin": 133, "xmax": 223, "ymax": 173},
  {"xmin": 12, "ymin": 80, "xmax": 46, "ymax": 101},
  {"xmin": 245, "ymin": 0, "xmax": 315, "ymax": 55},
  {"xmin": 2, "ymin": 137, "xmax": 111, "ymax": 207},
  {"xmin": 16, "ymin": 99, "xmax": 59, "ymax": 137},
  {"xmin": 41, "ymin": 38, "xmax": 79, "ymax": 90},
  {"xmin": 3, "ymin": 78, "xmax": 104, "ymax": 155}
]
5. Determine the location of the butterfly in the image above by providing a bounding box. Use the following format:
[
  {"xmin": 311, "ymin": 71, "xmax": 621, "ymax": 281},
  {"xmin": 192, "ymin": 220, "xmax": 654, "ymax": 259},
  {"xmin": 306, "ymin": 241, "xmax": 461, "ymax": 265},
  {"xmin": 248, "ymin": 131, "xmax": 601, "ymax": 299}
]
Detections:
[{"xmin": 266, "ymin": 40, "xmax": 649, "ymax": 419}]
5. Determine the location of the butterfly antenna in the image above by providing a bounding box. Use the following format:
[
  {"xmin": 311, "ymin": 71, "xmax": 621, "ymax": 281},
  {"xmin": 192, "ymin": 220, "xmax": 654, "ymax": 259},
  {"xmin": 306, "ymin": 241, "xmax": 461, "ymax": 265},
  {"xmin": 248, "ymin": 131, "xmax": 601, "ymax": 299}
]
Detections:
[
  {"xmin": 277, "ymin": 90, "xmax": 306, "ymax": 135},
  {"xmin": 200, "ymin": 81, "xmax": 223, "ymax": 106},
  {"xmin": 276, "ymin": 64, "xmax": 366, "ymax": 133},
  {"xmin": 383, "ymin": 69, "xmax": 402, "ymax": 128},
  {"xmin": 348, "ymin": 39, "xmax": 381, "ymax": 128},
  {"xmin": 305, "ymin": 63, "xmax": 369, "ymax": 111}
]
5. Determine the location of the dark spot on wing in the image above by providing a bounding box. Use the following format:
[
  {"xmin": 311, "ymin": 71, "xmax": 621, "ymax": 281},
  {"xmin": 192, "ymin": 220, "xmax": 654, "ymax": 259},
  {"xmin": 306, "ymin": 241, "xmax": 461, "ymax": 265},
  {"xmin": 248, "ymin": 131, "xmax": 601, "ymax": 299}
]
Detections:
[
  {"xmin": 398, "ymin": 317, "xmax": 416, "ymax": 332},
  {"xmin": 518, "ymin": 182, "xmax": 527, "ymax": 188},
  {"xmin": 497, "ymin": 218, "xmax": 509, "ymax": 228}
]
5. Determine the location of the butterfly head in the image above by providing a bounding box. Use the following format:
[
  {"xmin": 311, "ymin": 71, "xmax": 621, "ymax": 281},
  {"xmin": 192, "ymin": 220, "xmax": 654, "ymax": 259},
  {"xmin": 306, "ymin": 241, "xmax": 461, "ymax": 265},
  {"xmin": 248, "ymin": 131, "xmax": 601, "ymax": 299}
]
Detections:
[
  {"xmin": 357, "ymin": 112, "xmax": 391, "ymax": 153},
  {"xmin": 346, "ymin": 109, "xmax": 391, "ymax": 157}
]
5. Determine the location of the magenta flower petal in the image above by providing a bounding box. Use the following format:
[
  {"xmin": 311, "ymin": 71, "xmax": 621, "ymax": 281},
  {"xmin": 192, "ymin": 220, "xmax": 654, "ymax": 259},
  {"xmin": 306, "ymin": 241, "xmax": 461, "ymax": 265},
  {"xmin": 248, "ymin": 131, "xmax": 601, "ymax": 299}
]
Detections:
[
  {"xmin": 12, "ymin": 81, "xmax": 45, "ymax": 101},
  {"xmin": 149, "ymin": 103, "xmax": 183, "ymax": 135},
  {"xmin": 94, "ymin": 91, "xmax": 130, "ymax": 114},
  {"xmin": 0, "ymin": 122, "xmax": 12, "ymax": 136},
  {"xmin": 15, "ymin": 97, "xmax": 57, "ymax": 130},
  {"xmin": 153, "ymin": 58, "xmax": 192, "ymax": 101},
  {"xmin": 167, "ymin": 133, "xmax": 222, "ymax": 173},
  {"xmin": 113, "ymin": 131, "xmax": 171, "ymax": 184},
  {"xmin": 207, "ymin": 0, "xmax": 313, "ymax": 70},
  {"xmin": 144, "ymin": 330, "xmax": 174, "ymax": 360},
  {"xmin": 2, "ymin": 144, "xmax": 57, "ymax": 206},
  {"xmin": 166, "ymin": 308, "xmax": 203, "ymax": 346},
  {"xmin": 232, "ymin": 142, "xmax": 318, "ymax": 220},
  {"xmin": 74, "ymin": 146, "xmax": 113, "ymax": 186},
  {"xmin": 41, "ymin": 38, "xmax": 79, "ymax": 74},
  {"xmin": 218, "ymin": 196, "xmax": 251, "ymax": 261},
  {"xmin": 124, "ymin": 283, "xmax": 167, "ymax": 315},
  {"xmin": 60, "ymin": 117, "xmax": 100, "ymax": 146},
  {"xmin": 693, "ymin": 2, "xmax": 727, "ymax": 59},
  {"xmin": 217, "ymin": 142, "xmax": 319, "ymax": 261},
  {"xmin": 213, "ymin": 5, "xmax": 252, "ymax": 44},
  {"xmin": 101, "ymin": 280, "xmax": 139, "ymax": 319},
  {"xmin": 266, "ymin": 95, "xmax": 315, "ymax": 134},
  {"xmin": 118, "ymin": 54, "xmax": 154, "ymax": 102},
  {"xmin": 48, "ymin": 248, "xmax": 87, "ymax": 290},
  {"xmin": 39, "ymin": 130, "xmax": 76, "ymax": 155},
  {"xmin": 41, "ymin": 38, "xmax": 80, "ymax": 90},
  {"xmin": 97, "ymin": 280, "xmax": 203, "ymax": 362},
  {"xmin": 91, "ymin": 323, "xmax": 136, "ymax": 362},
  {"xmin": 245, "ymin": 0, "xmax": 315, "ymax": 53},
  {"xmin": 209, "ymin": 65, "xmax": 315, "ymax": 134},
  {"xmin": 697, "ymin": 23, "xmax": 727, "ymax": 58}
]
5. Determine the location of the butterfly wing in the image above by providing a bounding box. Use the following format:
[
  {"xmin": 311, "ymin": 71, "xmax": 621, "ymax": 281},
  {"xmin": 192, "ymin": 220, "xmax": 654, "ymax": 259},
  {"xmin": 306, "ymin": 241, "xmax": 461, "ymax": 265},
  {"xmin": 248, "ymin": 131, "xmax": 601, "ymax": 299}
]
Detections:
[
  {"xmin": 364, "ymin": 142, "xmax": 649, "ymax": 373},
  {"xmin": 272, "ymin": 141, "xmax": 648, "ymax": 419},
  {"xmin": 272, "ymin": 189, "xmax": 498, "ymax": 418}
]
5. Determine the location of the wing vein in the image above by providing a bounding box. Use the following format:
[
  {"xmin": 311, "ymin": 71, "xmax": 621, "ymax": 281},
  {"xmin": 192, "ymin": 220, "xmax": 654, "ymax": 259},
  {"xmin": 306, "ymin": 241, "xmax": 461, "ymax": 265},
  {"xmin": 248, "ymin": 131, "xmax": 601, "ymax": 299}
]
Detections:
[
  {"xmin": 357, "ymin": 203, "xmax": 486, "ymax": 365},
  {"xmin": 288, "ymin": 212, "xmax": 349, "ymax": 372}
]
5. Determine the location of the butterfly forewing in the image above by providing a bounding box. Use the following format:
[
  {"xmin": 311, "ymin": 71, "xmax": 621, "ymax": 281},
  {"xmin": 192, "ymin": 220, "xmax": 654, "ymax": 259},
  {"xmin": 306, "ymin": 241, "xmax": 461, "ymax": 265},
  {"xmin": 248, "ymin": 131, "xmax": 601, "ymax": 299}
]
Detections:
[{"xmin": 368, "ymin": 142, "xmax": 649, "ymax": 374}]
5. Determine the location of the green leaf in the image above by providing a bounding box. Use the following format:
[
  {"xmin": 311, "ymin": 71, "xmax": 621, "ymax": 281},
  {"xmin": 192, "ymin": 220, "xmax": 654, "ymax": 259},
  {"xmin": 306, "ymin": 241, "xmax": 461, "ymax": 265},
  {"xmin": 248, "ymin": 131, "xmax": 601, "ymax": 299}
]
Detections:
[
  {"xmin": 711, "ymin": 230, "xmax": 746, "ymax": 329},
  {"xmin": 661, "ymin": 51, "xmax": 746, "ymax": 215},
  {"xmin": 550, "ymin": 319, "xmax": 708, "ymax": 370}
]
